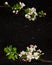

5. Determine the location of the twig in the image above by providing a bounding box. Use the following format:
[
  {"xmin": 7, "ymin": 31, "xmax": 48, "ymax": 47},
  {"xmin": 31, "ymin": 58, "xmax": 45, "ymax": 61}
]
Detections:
[{"xmin": 40, "ymin": 58, "xmax": 52, "ymax": 63}]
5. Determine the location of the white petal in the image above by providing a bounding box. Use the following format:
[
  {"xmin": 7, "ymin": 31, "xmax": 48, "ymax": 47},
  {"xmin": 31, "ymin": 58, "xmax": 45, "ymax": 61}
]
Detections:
[
  {"xmin": 5, "ymin": 2, "xmax": 8, "ymax": 5},
  {"xmin": 32, "ymin": 18, "xmax": 35, "ymax": 21},
  {"xmin": 34, "ymin": 12, "xmax": 38, "ymax": 16},
  {"xmin": 33, "ymin": 52, "xmax": 39, "ymax": 57},
  {"xmin": 34, "ymin": 45, "xmax": 37, "ymax": 48},
  {"xmin": 25, "ymin": 14, "xmax": 31, "ymax": 19},
  {"xmin": 35, "ymin": 56, "xmax": 40, "ymax": 60},
  {"xmin": 20, "ymin": 51, "xmax": 26, "ymax": 55},
  {"xmin": 16, "ymin": 10, "xmax": 18, "ymax": 14},
  {"xmin": 12, "ymin": 10, "xmax": 15, "ymax": 13},
  {"xmin": 19, "ymin": 2, "xmax": 25, "ymax": 8},
  {"xmin": 37, "ymin": 49, "xmax": 42, "ymax": 53},
  {"xmin": 27, "ymin": 47, "xmax": 30, "ymax": 50},
  {"xmin": 29, "ymin": 47, "xmax": 34, "ymax": 52},
  {"xmin": 32, "ymin": 7, "xmax": 36, "ymax": 12},
  {"xmin": 30, "ymin": 45, "xmax": 34, "ymax": 48},
  {"xmin": 19, "ymin": 54, "xmax": 22, "ymax": 57}
]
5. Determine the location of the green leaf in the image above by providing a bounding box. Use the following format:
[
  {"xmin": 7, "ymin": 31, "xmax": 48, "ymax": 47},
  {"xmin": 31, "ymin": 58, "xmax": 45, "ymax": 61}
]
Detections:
[
  {"xmin": 8, "ymin": 45, "xmax": 12, "ymax": 51},
  {"xmin": 8, "ymin": 53, "xmax": 15, "ymax": 60},
  {"xmin": 13, "ymin": 47, "xmax": 17, "ymax": 52},
  {"xmin": 16, "ymin": 53, "xmax": 19, "ymax": 56},
  {"xmin": 24, "ymin": 8, "xmax": 29, "ymax": 14},
  {"xmin": 8, "ymin": 55, "xmax": 12, "ymax": 60},
  {"xmin": 14, "ymin": 53, "xmax": 19, "ymax": 59},
  {"xmin": 15, "ymin": 4, "xmax": 21, "ymax": 9},
  {"xmin": 6, "ymin": 52, "xmax": 10, "ymax": 56},
  {"xmin": 38, "ymin": 10, "xmax": 45, "ymax": 17},
  {"xmin": 4, "ymin": 47, "xmax": 9, "ymax": 53},
  {"xmin": 4, "ymin": 45, "xmax": 18, "ymax": 60},
  {"xmin": 12, "ymin": 3, "xmax": 21, "ymax": 10},
  {"xmin": 31, "ymin": 13, "xmax": 35, "ymax": 18},
  {"xmin": 32, "ymin": 51, "xmax": 36, "ymax": 54},
  {"xmin": 22, "ymin": 54, "xmax": 27, "ymax": 59},
  {"xmin": 11, "ymin": 56, "xmax": 15, "ymax": 60},
  {"xmin": 26, "ymin": 49, "xmax": 29, "ymax": 52}
]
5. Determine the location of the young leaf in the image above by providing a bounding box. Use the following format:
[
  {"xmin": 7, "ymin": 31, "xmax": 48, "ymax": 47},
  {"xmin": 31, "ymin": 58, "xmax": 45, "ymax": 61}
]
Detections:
[
  {"xmin": 24, "ymin": 8, "xmax": 29, "ymax": 14},
  {"xmin": 22, "ymin": 55, "xmax": 27, "ymax": 59},
  {"xmin": 4, "ymin": 47, "xmax": 9, "ymax": 53},
  {"xmin": 13, "ymin": 47, "xmax": 17, "ymax": 52},
  {"xmin": 31, "ymin": 13, "xmax": 35, "ymax": 18}
]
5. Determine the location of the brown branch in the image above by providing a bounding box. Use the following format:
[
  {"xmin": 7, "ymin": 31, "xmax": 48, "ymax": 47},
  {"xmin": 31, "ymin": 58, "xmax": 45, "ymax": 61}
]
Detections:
[
  {"xmin": 0, "ymin": 6, "xmax": 10, "ymax": 8},
  {"xmin": 40, "ymin": 58, "xmax": 52, "ymax": 63}
]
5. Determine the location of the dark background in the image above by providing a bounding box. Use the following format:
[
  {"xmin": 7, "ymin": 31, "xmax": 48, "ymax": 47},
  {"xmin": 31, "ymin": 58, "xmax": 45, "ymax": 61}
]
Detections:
[{"xmin": 0, "ymin": 0, "xmax": 52, "ymax": 65}]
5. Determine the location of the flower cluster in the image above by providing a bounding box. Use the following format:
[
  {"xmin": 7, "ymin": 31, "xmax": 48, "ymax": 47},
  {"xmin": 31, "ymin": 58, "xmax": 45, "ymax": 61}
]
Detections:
[
  {"xmin": 4, "ymin": 1, "xmax": 46, "ymax": 21},
  {"xmin": 25, "ymin": 7, "xmax": 38, "ymax": 21},
  {"xmin": 12, "ymin": 2, "xmax": 25, "ymax": 14},
  {"xmin": 4, "ymin": 45, "xmax": 44, "ymax": 62},
  {"xmin": 5, "ymin": 2, "xmax": 25, "ymax": 14},
  {"xmin": 19, "ymin": 45, "xmax": 44, "ymax": 62}
]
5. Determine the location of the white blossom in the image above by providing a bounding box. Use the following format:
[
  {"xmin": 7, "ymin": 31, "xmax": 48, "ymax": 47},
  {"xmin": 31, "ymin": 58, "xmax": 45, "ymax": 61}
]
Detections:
[
  {"xmin": 30, "ymin": 45, "xmax": 34, "ymax": 48},
  {"xmin": 32, "ymin": 7, "xmax": 36, "ymax": 12},
  {"xmin": 20, "ymin": 51, "xmax": 26, "ymax": 55},
  {"xmin": 33, "ymin": 52, "xmax": 39, "ymax": 57},
  {"xmin": 15, "ymin": 10, "xmax": 18, "ymax": 14},
  {"xmin": 29, "ymin": 47, "xmax": 34, "ymax": 52},
  {"xmin": 27, "ymin": 47, "xmax": 30, "ymax": 51},
  {"xmin": 27, "ymin": 55, "xmax": 32, "ymax": 62},
  {"xmin": 19, "ymin": 44, "xmax": 44, "ymax": 62},
  {"xmin": 44, "ymin": 13, "xmax": 46, "ymax": 15},
  {"xmin": 26, "ymin": 52, "xmax": 32, "ymax": 55},
  {"xmin": 12, "ymin": 10, "xmax": 15, "ymax": 13},
  {"xmin": 25, "ymin": 14, "xmax": 31, "ymax": 19},
  {"xmin": 33, "ymin": 52, "xmax": 40, "ymax": 60},
  {"xmin": 19, "ymin": 51, "xmax": 26, "ymax": 57},
  {"xmin": 37, "ymin": 49, "xmax": 42, "ymax": 53},
  {"xmin": 34, "ymin": 56, "xmax": 40, "ymax": 60},
  {"xmin": 12, "ymin": 10, "xmax": 18, "ymax": 14},
  {"xmin": 42, "ymin": 53, "xmax": 44, "ymax": 55},
  {"xmin": 28, "ymin": 7, "xmax": 37, "ymax": 15},
  {"xmin": 5, "ymin": 2, "xmax": 8, "ymax": 5},
  {"xmin": 27, "ymin": 45, "xmax": 35, "ymax": 52},
  {"xmin": 25, "ymin": 7, "xmax": 38, "ymax": 21},
  {"xmin": 34, "ymin": 45, "xmax": 37, "ymax": 48},
  {"xmin": 26, "ymin": 52, "xmax": 33, "ymax": 62},
  {"xmin": 30, "ymin": 45, "xmax": 37, "ymax": 51},
  {"xmin": 19, "ymin": 2, "xmax": 25, "ymax": 9}
]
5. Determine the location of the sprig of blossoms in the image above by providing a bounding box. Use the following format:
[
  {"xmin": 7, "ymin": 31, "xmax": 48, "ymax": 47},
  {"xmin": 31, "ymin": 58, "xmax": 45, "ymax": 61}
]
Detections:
[
  {"xmin": 12, "ymin": 2, "xmax": 25, "ymax": 14},
  {"xmin": 38, "ymin": 10, "xmax": 46, "ymax": 17},
  {"xmin": 25, "ymin": 7, "xmax": 38, "ymax": 21},
  {"xmin": 4, "ymin": 2, "xmax": 46, "ymax": 21},
  {"xmin": 19, "ymin": 45, "xmax": 44, "ymax": 62},
  {"xmin": 4, "ymin": 2, "xmax": 10, "ymax": 7},
  {"xmin": 4, "ymin": 2, "xmax": 25, "ymax": 14},
  {"xmin": 4, "ymin": 45, "xmax": 44, "ymax": 62}
]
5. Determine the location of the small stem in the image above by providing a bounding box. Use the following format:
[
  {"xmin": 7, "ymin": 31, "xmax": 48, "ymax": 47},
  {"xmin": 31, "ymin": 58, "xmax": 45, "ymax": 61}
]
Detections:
[
  {"xmin": 40, "ymin": 58, "xmax": 52, "ymax": 63},
  {"xmin": 0, "ymin": 5, "xmax": 10, "ymax": 8}
]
